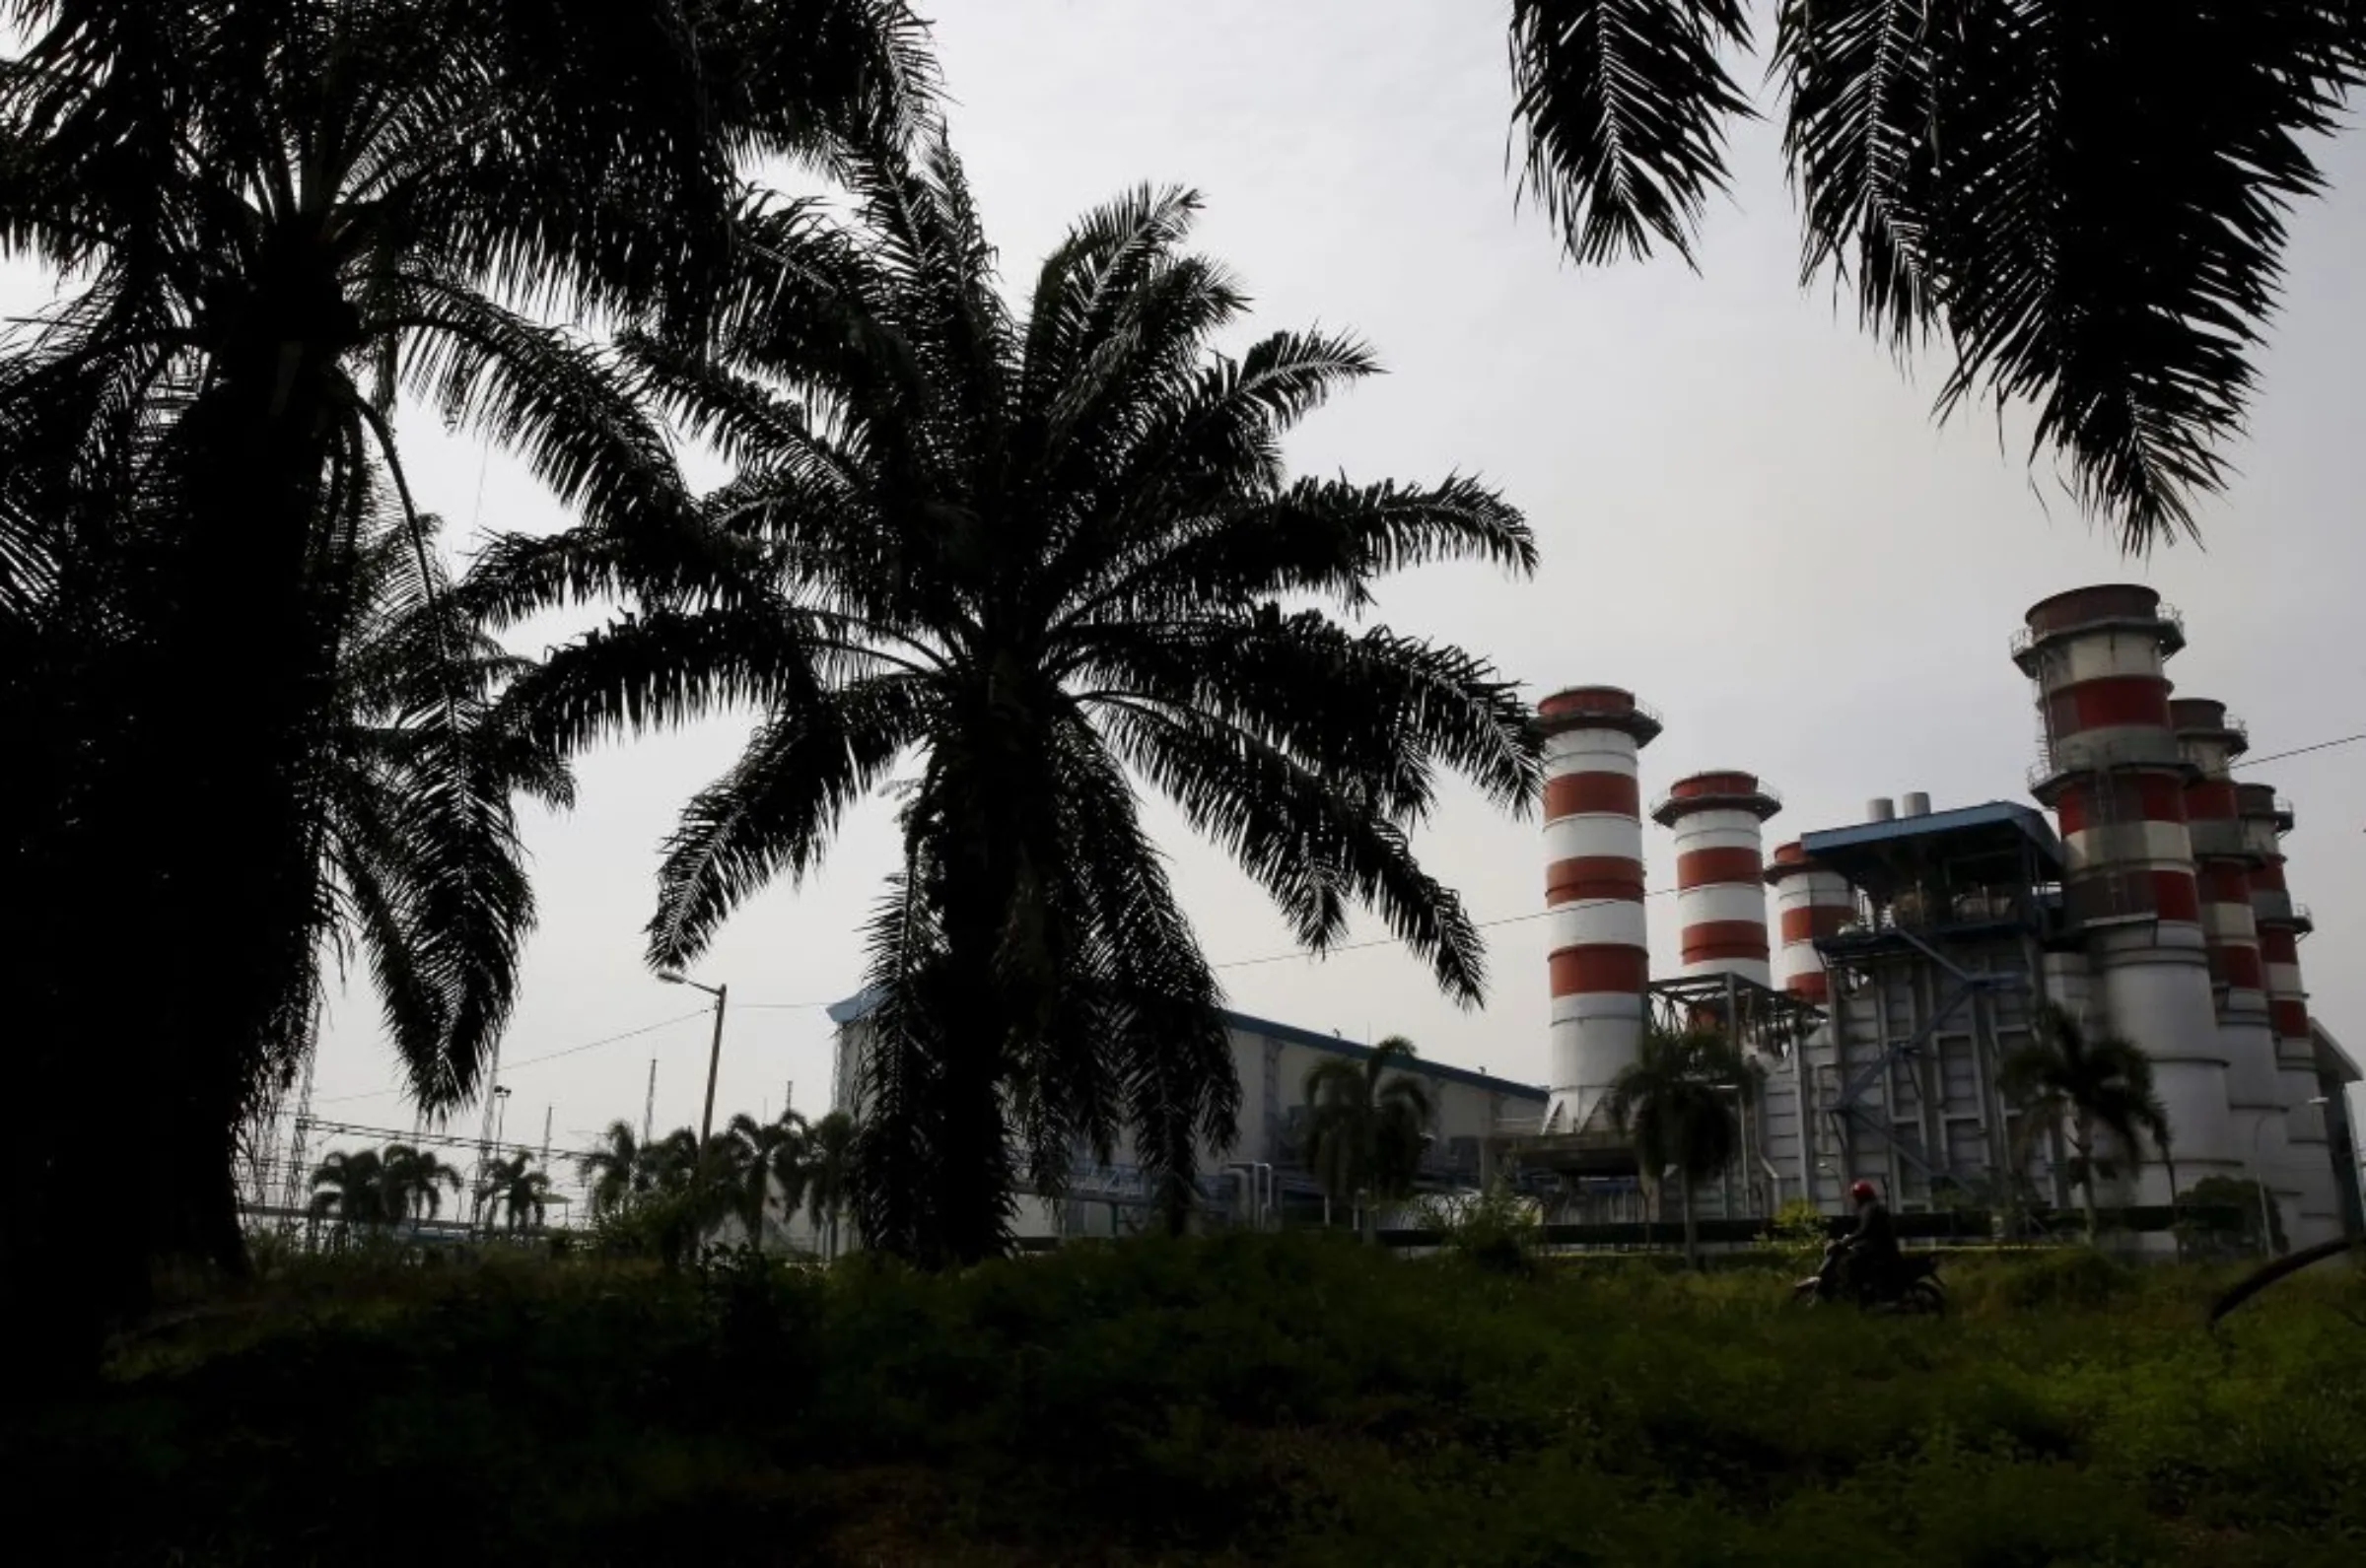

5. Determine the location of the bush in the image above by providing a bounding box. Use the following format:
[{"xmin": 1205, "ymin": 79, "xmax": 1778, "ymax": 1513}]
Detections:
[
  {"xmin": 9, "ymin": 1238, "xmax": 2364, "ymax": 1565},
  {"xmin": 1407, "ymin": 1177, "xmax": 1543, "ymax": 1275}
]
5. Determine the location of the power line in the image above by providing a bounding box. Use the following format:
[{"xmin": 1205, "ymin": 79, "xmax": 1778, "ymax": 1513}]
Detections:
[
  {"xmin": 501, "ymin": 1008, "xmax": 714, "ymax": 1071},
  {"xmin": 308, "ymin": 1008, "xmax": 715, "ymax": 1107},
  {"xmin": 2234, "ymin": 730, "xmax": 2366, "ymax": 770},
  {"xmin": 1213, "ymin": 885, "xmax": 1682, "ymax": 972}
]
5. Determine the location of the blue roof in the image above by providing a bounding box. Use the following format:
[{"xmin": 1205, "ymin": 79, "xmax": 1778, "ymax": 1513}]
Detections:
[
  {"xmin": 1801, "ymin": 800, "xmax": 2062, "ymax": 879},
  {"xmin": 825, "ymin": 989, "xmax": 1545, "ymax": 1102}
]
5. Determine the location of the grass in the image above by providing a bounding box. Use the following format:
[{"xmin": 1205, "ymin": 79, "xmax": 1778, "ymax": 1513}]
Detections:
[{"xmin": 8, "ymin": 1238, "xmax": 2364, "ymax": 1565}]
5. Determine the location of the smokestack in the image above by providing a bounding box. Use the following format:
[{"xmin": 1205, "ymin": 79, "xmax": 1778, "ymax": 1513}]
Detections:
[
  {"xmin": 1900, "ymin": 791, "xmax": 1931, "ymax": 818},
  {"xmin": 1653, "ymin": 771, "xmax": 1781, "ymax": 989},
  {"xmin": 1866, "ymin": 797, "xmax": 1896, "ymax": 822},
  {"xmin": 2175, "ymin": 701, "xmax": 2295, "ymax": 1239},
  {"xmin": 2237, "ymin": 782, "xmax": 2339, "ymax": 1246},
  {"xmin": 1766, "ymin": 842, "xmax": 1852, "ymax": 1007},
  {"xmin": 1539, "ymin": 687, "xmax": 1660, "ymax": 1134},
  {"xmin": 2016, "ymin": 585, "xmax": 2236, "ymax": 1205}
]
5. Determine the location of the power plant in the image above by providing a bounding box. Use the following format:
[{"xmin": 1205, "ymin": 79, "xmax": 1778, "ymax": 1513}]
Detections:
[{"xmin": 1525, "ymin": 584, "xmax": 2355, "ymax": 1248}]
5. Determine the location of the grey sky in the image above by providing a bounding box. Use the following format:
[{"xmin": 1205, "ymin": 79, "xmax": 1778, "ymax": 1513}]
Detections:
[{"xmin": 58, "ymin": 4, "xmax": 2366, "ymax": 1170}]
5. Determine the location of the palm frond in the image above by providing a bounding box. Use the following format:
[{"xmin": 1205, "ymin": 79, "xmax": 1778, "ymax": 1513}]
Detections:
[
  {"xmin": 1509, "ymin": 0, "xmax": 1758, "ymax": 266},
  {"xmin": 647, "ymin": 674, "xmax": 930, "ymax": 969}
]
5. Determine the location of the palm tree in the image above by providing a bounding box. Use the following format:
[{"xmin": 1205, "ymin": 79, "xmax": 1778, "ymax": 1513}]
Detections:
[
  {"xmin": 641, "ymin": 1128, "xmax": 711, "ymax": 1197},
  {"xmin": 307, "ymin": 1148, "xmax": 392, "ymax": 1235},
  {"xmin": 378, "ymin": 1144, "xmax": 464, "ymax": 1226},
  {"xmin": 803, "ymin": 1111, "xmax": 858, "ymax": 1261},
  {"xmin": 478, "ymin": 1152, "xmax": 552, "ymax": 1234},
  {"xmin": 577, "ymin": 1121, "xmax": 655, "ymax": 1221},
  {"xmin": 0, "ymin": 1, "xmax": 929, "ymax": 1358},
  {"xmin": 2000, "ymin": 1002, "xmax": 2174, "ymax": 1241},
  {"xmin": 1603, "ymin": 1026, "xmax": 1750, "ymax": 1266},
  {"xmin": 1503, "ymin": 3, "xmax": 2366, "ymax": 550},
  {"xmin": 494, "ymin": 135, "xmax": 1539, "ymax": 1267},
  {"xmin": 721, "ymin": 1112, "xmax": 812, "ymax": 1250},
  {"xmin": 1304, "ymin": 1039, "xmax": 1438, "ymax": 1243}
]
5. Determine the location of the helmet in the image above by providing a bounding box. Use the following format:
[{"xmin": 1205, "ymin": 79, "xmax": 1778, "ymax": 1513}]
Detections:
[{"xmin": 1849, "ymin": 1180, "xmax": 1878, "ymax": 1204}]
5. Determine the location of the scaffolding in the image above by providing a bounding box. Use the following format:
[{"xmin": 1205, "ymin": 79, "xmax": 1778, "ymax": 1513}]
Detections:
[{"xmin": 1759, "ymin": 801, "xmax": 2068, "ymax": 1216}]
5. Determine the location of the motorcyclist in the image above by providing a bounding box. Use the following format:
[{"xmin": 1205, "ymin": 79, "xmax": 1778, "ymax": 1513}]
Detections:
[{"xmin": 1835, "ymin": 1180, "xmax": 1901, "ymax": 1302}]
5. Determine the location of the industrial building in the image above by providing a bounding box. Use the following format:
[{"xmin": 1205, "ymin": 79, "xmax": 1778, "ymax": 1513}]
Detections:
[
  {"xmin": 827, "ymin": 993, "xmax": 1545, "ymax": 1237},
  {"xmin": 1520, "ymin": 583, "xmax": 2360, "ymax": 1248},
  {"xmin": 821, "ymin": 583, "xmax": 2360, "ymax": 1249}
]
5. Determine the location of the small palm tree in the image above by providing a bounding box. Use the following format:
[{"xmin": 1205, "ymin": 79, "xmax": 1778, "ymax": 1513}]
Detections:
[
  {"xmin": 642, "ymin": 1128, "xmax": 708, "ymax": 1196},
  {"xmin": 804, "ymin": 1111, "xmax": 858, "ymax": 1261},
  {"xmin": 379, "ymin": 1144, "xmax": 464, "ymax": 1226},
  {"xmin": 308, "ymin": 1148, "xmax": 391, "ymax": 1235},
  {"xmin": 2000, "ymin": 1003, "xmax": 2174, "ymax": 1242},
  {"xmin": 577, "ymin": 1122, "xmax": 653, "ymax": 1220},
  {"xmin": 1603, "ymin": 1026, "xmax": 1750, "ymax": 1267},
  {"xmin": 478, "ymin": 1152, "xmax": 552, "ymax": 1234},
  {"xmin": 722, "ymin": 1112, "xmax": 812, "ymax": 1250},
  {"xmin": 1304, "ymin": 1038, "xmax": 1437, "ymax": 1243}
]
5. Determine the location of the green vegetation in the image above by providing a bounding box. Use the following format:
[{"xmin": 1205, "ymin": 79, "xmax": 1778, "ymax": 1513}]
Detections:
[{"xmin": 11, "ymin": 1239, "xmax": 2363, "ymax": 1566}]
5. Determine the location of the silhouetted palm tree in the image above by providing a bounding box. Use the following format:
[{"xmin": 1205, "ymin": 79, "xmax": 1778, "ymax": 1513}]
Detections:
[
  {"xmin": 722, "ymin": 1112, "xmax": 812, "ymax": 1249},
  {"xmin": 379, "ymin": 1144, "xmax": 464, "ymax": 1225},
  {"xmin": 308, "ymin": 1149, "xmax": 393, "ymax": 1234},
  {"xmin": 478, "ymin": 1152, "xmax": 552, "ymax": 1233},
  {"xmin": 495, "ymin": 135, "xmax": 1540, "ymax": 1267},
  {"xmin": 804, "ymin": 1111, "xmax": 858, "ymax": 1261},
  {"xmin": 1504, "ymin": 2, "xmax": 2366, "ymax": 549},
  {"xmin": 0, "ymin": 0, "xmax": 930, "ymax": 1356},
  {"xmin": 577, "ymin": 1122, "xmax": 655, "ymax": 1221},
  {"xmin": 2001, "ymin": 1002, "xmax": 2174, "ymax": 1240},
  {"xmin": 1304, "ymin": 1039, "xmax": 1437, "ymax": 1242},
  {"xmin": 1603, "ymin": 1026, "xmax": 1750, "ymax": 1265}
]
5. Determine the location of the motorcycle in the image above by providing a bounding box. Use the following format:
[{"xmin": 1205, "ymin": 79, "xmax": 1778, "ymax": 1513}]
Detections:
[{"xmin": 1792, "ymin": 1241, "xmax": 1946, "ymax": 1315}]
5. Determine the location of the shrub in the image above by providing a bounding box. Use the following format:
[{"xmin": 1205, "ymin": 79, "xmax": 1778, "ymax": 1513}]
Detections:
[
  {"xmin": 1407, "ymin": 1177, "xmax": 1544, "ymax": 1276},
  {"xmin": 10, "ymin": 1239, "xmax": 2364, "ymax": 1564}
]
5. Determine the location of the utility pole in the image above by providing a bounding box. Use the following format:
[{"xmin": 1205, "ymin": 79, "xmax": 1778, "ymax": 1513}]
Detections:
[
  {"xmin": 661, "ymin": 971, "xmax": 730, "ymax": 1146},
  {"xmin": 644, "ymin": 1058, "xmax": 658, "ymax": 1145},
  {"xmin": 539, "ymin": 1106, "xmax": 552, "ymax": 1169}
]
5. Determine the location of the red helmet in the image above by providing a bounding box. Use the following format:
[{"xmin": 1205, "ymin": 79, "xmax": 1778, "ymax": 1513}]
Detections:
[{"xmin": 1849, "ymin": 1180, "xmax": 1878, "ymax": 1204}]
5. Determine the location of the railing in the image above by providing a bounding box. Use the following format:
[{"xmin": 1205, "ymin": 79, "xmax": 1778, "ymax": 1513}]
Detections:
[
  {"xmin": 1649, "ymin": 779, "xmax": 1783, "ymax": 821},
  {"xmin": 2009, "ymin": 600, "xmax": 2185, "ymax": 660},
  {"xmin": 2026, "ymin": 730, "xmax": 2192, "ymax": 789}
]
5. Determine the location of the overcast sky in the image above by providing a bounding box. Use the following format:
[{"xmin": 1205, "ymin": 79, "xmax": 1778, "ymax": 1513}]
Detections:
[{"xmin": 46, "ymin": 4, "xmax": 2366, "ymax": 1183}]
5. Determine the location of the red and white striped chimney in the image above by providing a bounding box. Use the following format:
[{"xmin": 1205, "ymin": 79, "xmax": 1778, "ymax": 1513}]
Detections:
[
  {"xmin": 1540, "ymin": 687, "xmax": 1660, "ymax": 1134},
  {"xmin": 1654, "ymin": 772, "xmax": 1781, "ymax": 989},
  {"xmin": 2174, "ymin": 701, "xmax": 2294, "ymax": 1237},
  {"xmin": 2016, "ymin": 585, "xmax": 2236, "ymax": 1199},
  {"xmin": 2237, "ymin": 782, "xmax": 2339, "ymax": 1246},
  {"xmin": 1766, "ymin": 841, "xmax": 1852, "ymax": 1007}
]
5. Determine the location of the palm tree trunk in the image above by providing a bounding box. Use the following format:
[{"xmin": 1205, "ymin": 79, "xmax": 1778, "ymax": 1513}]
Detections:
[
  {"xmin": 1679, "ymin": 1170, "xmax": 1700, "ymax": 1270},
  {"xmin": 2074, "ymin": 1116, "xmax": 2099, "ymax": 1242},
  {"xmin": 2164, "ymin": 1151, "xmax": 2184, "ymax": 1261},
  {"xmin": 1359, "ymin": 1191, "xmax": 1376, "ymax": 1246}
]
